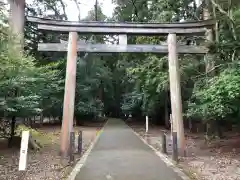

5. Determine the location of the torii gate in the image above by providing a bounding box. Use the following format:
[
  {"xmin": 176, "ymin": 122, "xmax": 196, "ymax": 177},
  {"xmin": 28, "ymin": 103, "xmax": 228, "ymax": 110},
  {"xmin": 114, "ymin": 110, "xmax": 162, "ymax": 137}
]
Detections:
[{"xmin": 9, "ymin": 0, "xmax": 215, "ymax": 157}]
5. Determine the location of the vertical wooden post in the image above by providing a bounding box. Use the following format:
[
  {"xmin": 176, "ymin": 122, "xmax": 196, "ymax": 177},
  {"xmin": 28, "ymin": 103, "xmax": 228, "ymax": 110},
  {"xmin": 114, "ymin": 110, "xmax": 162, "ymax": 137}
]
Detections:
[
  {"xmin": 78, "ymin": 131, "xmax": 82, "ymax": 154},
  {"xmin": 9, "ymin": 0, "xmax": 25, "ymax": 50},
  {"xmin": 164, "ymin": 92, "xmax": 169, "ymax": 128},
  {"xmin": 145, "ymin": 116, "xmax": 149, "ymax": 133},
  {"xmin": 161, "ymin": 133, "xmax": 167, "ymax": 154},
  {"xmin": 60, "ymin": 32, "xmax": 78, "ymax": 157},
  {"xmin": 69, "ymin": 132, "xmax": 75, "ymax": 162},
  {"xmin": 167, "ymin": 33, "xmax": 185, "ymax": 155},
  {"xmin": 172, "ymin": 131, "xmax": 178, "ymax": 162}
]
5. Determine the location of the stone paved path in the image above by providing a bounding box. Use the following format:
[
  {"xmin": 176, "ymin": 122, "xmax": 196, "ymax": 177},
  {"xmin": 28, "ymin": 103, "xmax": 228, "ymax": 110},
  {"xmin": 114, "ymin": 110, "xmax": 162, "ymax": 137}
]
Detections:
[{"xmin": 75, "ymin": 118, "xmax": 184, "ymax": 180}]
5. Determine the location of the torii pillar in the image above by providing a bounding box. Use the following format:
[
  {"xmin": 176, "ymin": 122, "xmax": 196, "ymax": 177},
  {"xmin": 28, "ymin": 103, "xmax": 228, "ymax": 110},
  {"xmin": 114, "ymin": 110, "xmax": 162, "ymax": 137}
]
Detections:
[
  {"xmin": 60, "ymin": 32, "xmax": 78, "ymax": 157},
  {"xmin": 168, "ymin": 33, "xmax": 185, "ymax": 155}
]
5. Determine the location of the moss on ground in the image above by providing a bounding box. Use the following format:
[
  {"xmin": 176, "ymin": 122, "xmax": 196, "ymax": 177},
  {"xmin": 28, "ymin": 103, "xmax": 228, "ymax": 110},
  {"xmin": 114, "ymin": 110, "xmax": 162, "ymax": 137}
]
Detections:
[{"xmin": 15, "ymin": 125, "xmax": 58, "ymax": 146}]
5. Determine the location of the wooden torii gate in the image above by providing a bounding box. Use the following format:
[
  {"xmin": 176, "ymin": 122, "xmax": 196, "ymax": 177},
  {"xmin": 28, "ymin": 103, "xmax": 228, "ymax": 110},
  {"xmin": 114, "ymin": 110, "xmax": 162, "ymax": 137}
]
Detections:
[
  {"xmin": 26, "ymin": 17, "xmax": 214, "ymax": 156},
  {"xmin": 8, "ymin": 0, "xmax": 214, "ymax": 157}
]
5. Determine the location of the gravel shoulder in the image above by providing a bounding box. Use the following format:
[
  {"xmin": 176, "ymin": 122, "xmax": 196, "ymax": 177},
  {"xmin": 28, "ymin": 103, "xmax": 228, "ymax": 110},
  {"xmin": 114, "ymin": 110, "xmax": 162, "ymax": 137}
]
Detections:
[
  {"xmin": 128, "ymin": 121, "xmax": 240, "ymax": 180},
  {"xmin": 0, "ymin": 123, "xmax": 103, "ymax": 180}
]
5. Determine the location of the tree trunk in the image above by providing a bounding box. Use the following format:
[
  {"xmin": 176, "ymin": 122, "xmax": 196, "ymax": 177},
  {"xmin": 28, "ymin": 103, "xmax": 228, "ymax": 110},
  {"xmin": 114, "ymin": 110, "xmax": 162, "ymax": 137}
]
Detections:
[
  {"xmin": 30, "ymin": 117, "xmax": 33, "ymax": 128},
  {"xmin": 29, "ymin": 136, "xmax": 41, "ymax": 150},
  {"xmin": 203, "ymin": 0, "xmax": 215, "ymax": 75},
  {"xmin": 40, "ymin": 114, "xmax": 43, "ymax": 127},
  {"xmin": 8, "ymin": 116, "xmax": 16, "ymax": 147},
  {"xmin": 215, "ymin": 120, "xmax": 223, "ymax": 138},
  {"xmin": 188, "ymin": 119, "xmax": 193, "ymax": 132},
  {"xmin": 203, "ymin": 0, "xmax": 215, "ymax": 142},
  {"xmin": 9, "ymin": 0, "xmax": 25, "ymax": 50},
  {"xmin": 33, "ymin": 116, "xmax": 36, "ymax": 127},
  {"xmin": 205, "ymin": 120, "xmax": 215, "ymax": 142}
]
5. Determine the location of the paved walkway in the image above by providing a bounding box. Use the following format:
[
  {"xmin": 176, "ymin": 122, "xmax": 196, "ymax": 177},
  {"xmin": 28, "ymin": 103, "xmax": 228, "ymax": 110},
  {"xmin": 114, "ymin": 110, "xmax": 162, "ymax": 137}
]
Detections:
[{"xmin": 75, "ymin": 119, "xmax": 184, "ymax": 180}]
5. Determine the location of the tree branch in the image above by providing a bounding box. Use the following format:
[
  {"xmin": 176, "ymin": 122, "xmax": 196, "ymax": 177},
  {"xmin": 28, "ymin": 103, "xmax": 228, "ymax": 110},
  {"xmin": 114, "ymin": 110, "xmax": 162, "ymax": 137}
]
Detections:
[
  {"xmin": 58, "ymin": 0, "xmax": 68, "ymax": 20},
  {"xmin": 192, "ymin": 63, "xmax": 234, "ymax": 79},
  {"xmin": 210, "ymin": 0, "xmax": 237, "ymax": 40},
  {"xmin": 210, "ymin": 0, "xmax": 233, "ymax": 22},
  {"xmin": 130, "ymin": 0, "xmax": 139, "ymax": 21},
  {"xmin": 72, "ymin": 0, "xmax": 81, "ymax": 21}
]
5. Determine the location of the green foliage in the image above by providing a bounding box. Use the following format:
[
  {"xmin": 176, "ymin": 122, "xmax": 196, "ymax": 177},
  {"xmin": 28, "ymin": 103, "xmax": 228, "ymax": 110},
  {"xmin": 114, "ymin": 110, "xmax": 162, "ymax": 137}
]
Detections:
[
  {"xmin": 185, "ymin": 0, "xmax": 240, "ymax": 123},
  {"xmin": 187, "ymin": 65, "xmax": 240, "ymax": 120},
  {"xmin": 0, "ymin": 19, "xmax": 64, "ymax": 137},
  {"xmin": 75, "ymin": 56, "xmax": 111, "ymax": 116},
  {"xmin": 126, "ymin": 55, "xmax": 168, "ymax": 113},
  {"xmin": 0, "ymin": 46, "xmax": 63, "ymax": 118},
  {"xmin": 114, "ymin": 0, "xmax": 240, "ymax": 126},
  {"xmin": 121, "ymin": 91, "xmax": 143, "ymax": 114},
  {"xmin": 0, "ymin": 36, "xmax": 38, "ymax": 117}
]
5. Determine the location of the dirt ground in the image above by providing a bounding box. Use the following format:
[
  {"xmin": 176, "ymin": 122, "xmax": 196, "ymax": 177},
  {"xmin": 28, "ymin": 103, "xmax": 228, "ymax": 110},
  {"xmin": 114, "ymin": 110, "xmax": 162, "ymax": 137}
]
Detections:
[
  {"xmin": 128, "ymin": 121, "xmax": 240, "ymax": 180},
  {"xmin": 0, "ymin": 122, "xmax": 103, "ymax": 180}
]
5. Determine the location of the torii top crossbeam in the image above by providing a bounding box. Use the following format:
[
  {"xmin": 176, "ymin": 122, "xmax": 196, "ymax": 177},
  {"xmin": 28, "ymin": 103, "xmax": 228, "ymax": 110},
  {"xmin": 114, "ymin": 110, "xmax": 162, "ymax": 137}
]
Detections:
[{"xmin": 27, "ymin": 17, "xmax": 215, "ymax": 35}]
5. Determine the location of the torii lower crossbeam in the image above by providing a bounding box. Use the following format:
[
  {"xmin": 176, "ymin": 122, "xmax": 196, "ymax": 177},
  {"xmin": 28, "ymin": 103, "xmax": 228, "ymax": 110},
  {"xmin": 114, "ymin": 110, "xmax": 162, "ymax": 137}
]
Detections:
[{"xmin": 38, "ymin": 43, "xmax": 208, "ymax": 54}]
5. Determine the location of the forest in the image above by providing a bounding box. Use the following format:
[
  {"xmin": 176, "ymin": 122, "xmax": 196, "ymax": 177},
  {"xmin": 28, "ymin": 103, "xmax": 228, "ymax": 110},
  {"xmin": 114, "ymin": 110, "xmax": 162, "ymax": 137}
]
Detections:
[{"xmin": 0, "ymin": 0, "xmax": 240, "ymax": 179}]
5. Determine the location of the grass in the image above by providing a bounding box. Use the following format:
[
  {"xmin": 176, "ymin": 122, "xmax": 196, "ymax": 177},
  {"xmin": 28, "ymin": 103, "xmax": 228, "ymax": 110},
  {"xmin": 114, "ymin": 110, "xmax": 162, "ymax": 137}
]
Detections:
[{"xmin": 15, "ymin": 125, "xmax": 58, "ymax": 146}]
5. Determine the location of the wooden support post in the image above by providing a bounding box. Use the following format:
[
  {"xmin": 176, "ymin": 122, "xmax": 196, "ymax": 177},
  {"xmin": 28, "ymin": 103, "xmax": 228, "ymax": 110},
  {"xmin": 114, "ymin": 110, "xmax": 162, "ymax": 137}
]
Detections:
[
  {"xmin": 60, "ymin": 32, "xmax": 78, "ymax": 157},
  {"xmin": 164, "ymin": 92, "xmax": 169, "ymax": 128},
  {"xmin": 69, "ymin": 132, "xmax": 75, "ymax": 162},
  {"xmin": 145, "ymin": 116, "xmax": 149, "ymax": 133},
  {"xmin": 167, "ymin": 33, "xmax": 185, "ymax": 155},
  {"xmin": 19, "ymin": 131, "xmax": 30, "ymax": 171},
  {"xmin": 172, "ymin": 131, "xmax": 178, "ymax": 162},
  {"xmin": 78, "ymin": 131, "xmax": 82, "ymax": 154},
  {"xmin": 9, "ymin": 0, "xmax": 25, "ymax": 50},
  {"xmin": 161, "ymin": 133, "xmax": 167, "ymax": 154}
]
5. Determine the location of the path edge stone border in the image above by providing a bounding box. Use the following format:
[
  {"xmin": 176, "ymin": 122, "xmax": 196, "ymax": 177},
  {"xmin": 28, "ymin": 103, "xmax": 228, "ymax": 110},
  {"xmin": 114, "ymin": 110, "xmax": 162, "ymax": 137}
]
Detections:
[
  {"xmin": 128, "ymin": 124, "xmax": 191, "ymax": 180},
  {"xmin": 67, "ymin": 120, "xmax": 109, "ymax": 180}
]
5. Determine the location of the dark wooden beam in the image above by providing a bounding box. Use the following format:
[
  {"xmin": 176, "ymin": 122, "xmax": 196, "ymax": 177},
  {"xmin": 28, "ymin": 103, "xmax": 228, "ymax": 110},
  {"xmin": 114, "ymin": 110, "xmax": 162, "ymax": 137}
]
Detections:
[
  {"xmin": 37, "ymin": 24, "xmax": 207, "ymax": 35},
  {"xmin": 27, "ymin": 16, "xmax": 215, "ymax": 28},
  {"xmin": 38, "ymin": 43, "xmax": 208, "ymax": 54}
]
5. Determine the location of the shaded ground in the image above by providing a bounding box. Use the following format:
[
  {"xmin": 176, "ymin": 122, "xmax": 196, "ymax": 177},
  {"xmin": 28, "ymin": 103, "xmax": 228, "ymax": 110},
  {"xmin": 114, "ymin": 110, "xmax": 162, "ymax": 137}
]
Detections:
[
  {"xmin": 75, "ymin": 118, "xmax": 183, "ymax": 180},
  {"xmin": 128, "ymin": 120, "xmax": 240, "ymax": 180},
  {"xmin": 0, "ymin": 122, "xmax": 103, "ymax": 180}
]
